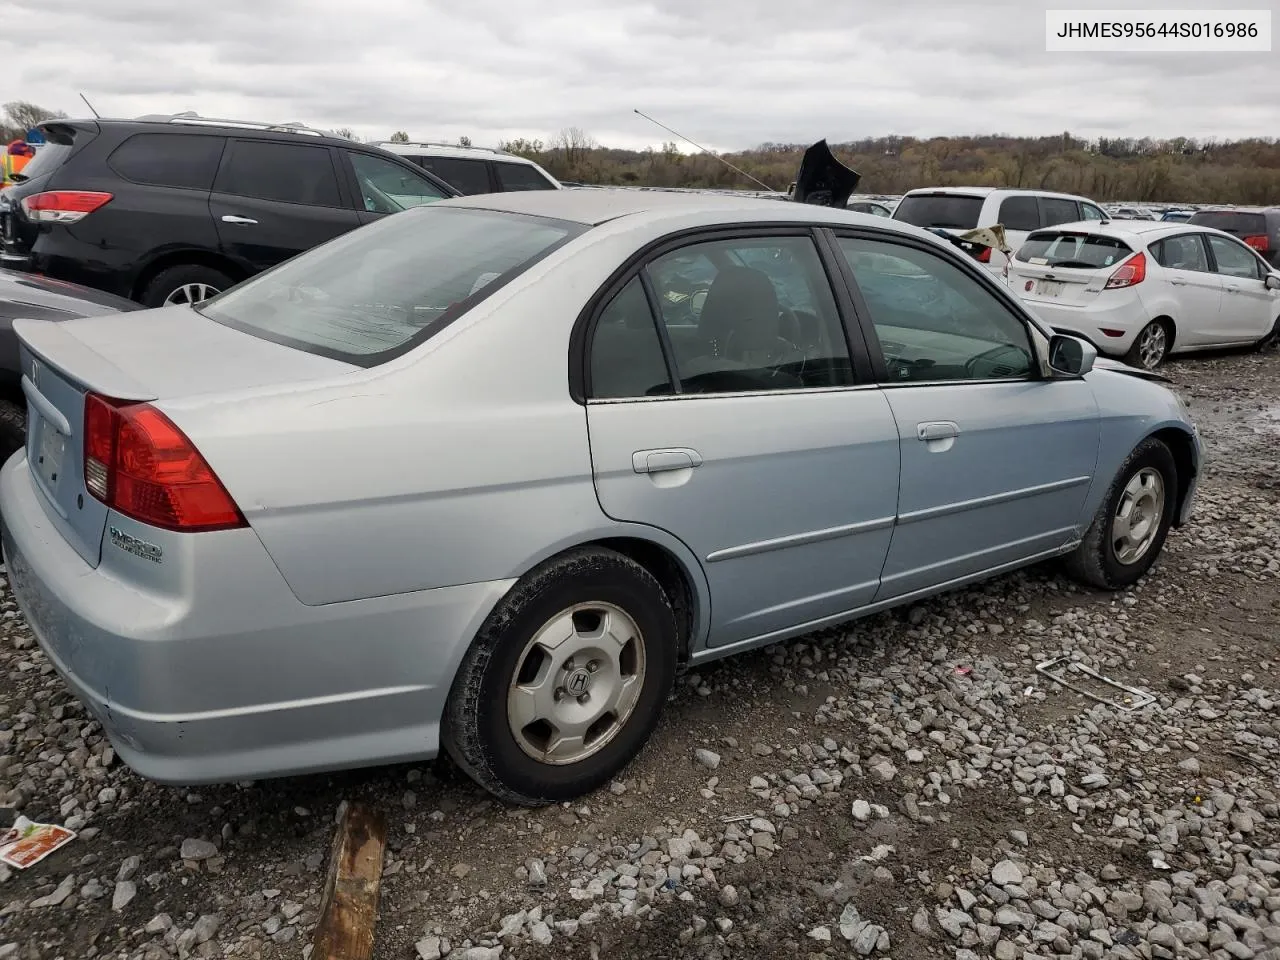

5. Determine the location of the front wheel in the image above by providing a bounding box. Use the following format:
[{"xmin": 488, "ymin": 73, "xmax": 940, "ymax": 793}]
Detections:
[
  {"xmin": 443, "ymin": 547, "xmax": 677, "ymax": 806},
  {"xmin": 141, "ymin": 264, "xmax": 235, "ymax": 308},
  {"xmin": 1256, "ymin": 315, "xmax": 1280, "ymax": 351},
  {"xmin": 1124, "ymin": 321, "xmax": 1169, "ymax": 370},
  {"xmin": 1064, "ymin": 437, "xmax": 1177, "ymax": 590}
]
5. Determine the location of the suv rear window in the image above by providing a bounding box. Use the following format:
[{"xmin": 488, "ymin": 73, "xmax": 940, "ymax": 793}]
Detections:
[
  {"xmin": 411, "ymin": 156, "xmax": 492, "ymax": 195},
  {"xmin": 108, "ymin": 133, "xmax": 224, "ymax": 190},
  {"xmin": 197, "ymin": 206, "xmax": 584, "ymax": 366},
  {"xmin": 6, "ymin": 142, "xmax": 73, "ymax": 182},
  {"xmin": 1016, "ymin": 231, "xmax": 1133, "ymax": 268},
  {"xmin": 891, "ymin": 194, "xmax": 983, "ymax": 230},
  {"xmin": 1188, "ymin": 210, "xmax": 1268, "ymax": 237}
]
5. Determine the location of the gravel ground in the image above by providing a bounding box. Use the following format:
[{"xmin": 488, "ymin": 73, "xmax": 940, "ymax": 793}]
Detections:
[{"xmin": 0, "ymin": 349, "xmax": 1277, "ymax": 960}]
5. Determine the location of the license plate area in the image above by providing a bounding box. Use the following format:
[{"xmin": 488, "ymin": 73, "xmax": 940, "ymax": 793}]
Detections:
[
  {"xmin": 34, "ymin": 416, "xmax": 67, "ymax": 491},
  {"xmin": 1037, "ymin": 280, "xmax": 1065, "ymax": 297}
]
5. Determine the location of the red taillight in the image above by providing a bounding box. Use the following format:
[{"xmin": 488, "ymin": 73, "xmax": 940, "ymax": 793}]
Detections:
[
  {"xmin": 20, "ymin": 191, "xmax": 113, "ymax": 224},
  {"xmin": 82, "ymin": 394, "xmax": 246, "ymax": 532},
  {"xmin": 1244, "ymin": 234, "xmax": 1270, "ymax": 253},
  {"xmin": 1104, "ymin": 251, "xmax": 1146, "ymax": 289}
]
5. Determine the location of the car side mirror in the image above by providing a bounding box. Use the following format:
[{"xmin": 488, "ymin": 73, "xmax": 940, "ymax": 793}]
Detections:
[
  {"xmin": 1048, "ymin": 334, "xmax": 1096, "ymax": 377},
  {"xmin": 1265, "ymin": 274, "xmax": 1280, "ymax": 291}
]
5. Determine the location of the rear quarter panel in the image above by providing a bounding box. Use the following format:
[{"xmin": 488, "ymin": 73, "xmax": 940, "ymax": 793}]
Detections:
[{"xmin": 161, "ymin": 215, "xmax": 719, "ymax": 625}]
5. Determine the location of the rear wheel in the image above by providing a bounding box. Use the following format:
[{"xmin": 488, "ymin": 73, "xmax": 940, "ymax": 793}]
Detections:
[
  {"xmin": 1125, "ymin": 320, "xmax": 1169, "ymax": 370},
  {"xmin": 141, "ymin": 265, "xmax": 235, "ymax": 308},
  {"xmin": 443, "ymin": 547, "xmax": 678, "ymax": 806},
  {"xmin": 1064, "ymin": 437, "xmax": 1177, "ymax": 590}
]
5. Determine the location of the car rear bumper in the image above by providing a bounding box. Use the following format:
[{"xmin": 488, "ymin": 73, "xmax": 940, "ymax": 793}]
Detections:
[
  {"xmin": 0, "ymin": 453, "xmax": 512, "ymax": 785},
  {"xmin": 1020, "ymin": 297, "xmax": 1146, "ymax": 356}
]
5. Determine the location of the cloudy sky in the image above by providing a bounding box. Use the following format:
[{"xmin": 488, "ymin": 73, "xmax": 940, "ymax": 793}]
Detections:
[{"xmin": 4, "ymin": 0, "xmax": 1277, "ymax": 151}]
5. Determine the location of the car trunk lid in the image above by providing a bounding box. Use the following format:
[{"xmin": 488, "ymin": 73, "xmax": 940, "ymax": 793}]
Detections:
[
  {"xmin": 1008, "ymin": 230, "xmax": 1135, "ymax": 304},
  {"xmin": 14, "ymin": 306, "xmax": 356, "ymax": 566}
]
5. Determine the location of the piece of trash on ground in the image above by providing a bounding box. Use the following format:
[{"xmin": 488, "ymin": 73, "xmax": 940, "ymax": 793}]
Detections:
[
  {"xmin": 1034, "ymin": 657, "xmax": 1155, "ymax": 711},
  {"xmin": 0, "ymin": 816, "xmax": 76, "ymax": 869}
]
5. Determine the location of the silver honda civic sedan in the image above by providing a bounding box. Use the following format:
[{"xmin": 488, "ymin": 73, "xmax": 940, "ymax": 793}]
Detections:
[{"xmin": 1, "ymin": 189, "xmax": 1200, "ymax": 805}]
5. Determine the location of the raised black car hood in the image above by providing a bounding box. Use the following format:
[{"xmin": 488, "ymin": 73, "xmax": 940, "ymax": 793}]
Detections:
[{"xmin": 792, "ymin": 140, "xmax": 861, "ymax": 207}]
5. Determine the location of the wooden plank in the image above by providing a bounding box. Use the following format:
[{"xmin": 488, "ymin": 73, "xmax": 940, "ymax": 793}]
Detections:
[{"xmin": 311, "ymin": 802, "xmax": 388, "ymax": 960}]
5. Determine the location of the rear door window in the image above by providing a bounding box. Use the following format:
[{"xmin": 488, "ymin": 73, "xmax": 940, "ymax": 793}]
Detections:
[
  {"xmin": 215, "ymin": 140, "xmax": 342, "ymax": 207},
  {"xmin": 1039, "ymin": 197, "xmax": 1082, "ymax": 227},
  {"xmin": 998, "ymin": 196, "xmax": 1041, "ymax": 231},
  {"xmin": 411, "ymin": 156, "xmax": 492, "ymax": 195},
  {"xmin": 1152, "ymin": 234, "xmax": 1210, "ymax": 272},
  {"xmin": 891, "ymin": 194, "xmax": 983, "ymax": 230},
  {"xmin": 1016, "ymin": 231, "xmax": 1133, "ymax": 268},
  {"xmin": 494, "ymin": 161, "xmax": 556, "ymax": 191},
  {"xmin": 108, "ymin": 133, "xmax": 225, "ymax": 190}
]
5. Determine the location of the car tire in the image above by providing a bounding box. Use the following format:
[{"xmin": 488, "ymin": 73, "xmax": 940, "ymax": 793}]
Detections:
[
  {"xmin": 1064, "ymin": 437, "xmax": 1177, "ymax": 591},
  {"xmin": 0, "ymin": 399, "xmax": 25, "ymax": 466},
  {"xmin": 141, "ymin": 265, "xmax": 235, "ymax": 308},
  {"xmin": 1255, "ymin": 315, "xmax": 1280, "ymax": 351},
  {"xmin": 442, "ymin": 547, "xmax": 678, "ymax": 806},
  {"xmin": 1124, "ymin": 320, "xmax": 1170, "ymax": 370}
]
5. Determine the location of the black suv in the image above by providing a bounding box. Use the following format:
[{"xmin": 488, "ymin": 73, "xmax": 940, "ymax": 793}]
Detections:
[
  {"xmin": 0, "ymin": 114, "xmax": 459, "ymax": 307},
  {"xmin": 1188, "ymin": 207, "xmax": 1280, "ymax": 269}
]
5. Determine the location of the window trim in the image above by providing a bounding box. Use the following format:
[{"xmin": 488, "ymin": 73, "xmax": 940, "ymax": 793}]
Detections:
[
  {"xmin": 571, "ymin": 224, "xmax": 874, "ymax": 404},
  {"xmin": 1151, "ymin": 231, "xmax": 1214, "ymax": 274},
  {"xmin": 826, "ymin": 227, "xmax": 1048, "ymax": 388},
  {"xmin": 105, "ymin": 131, "xmax": 228, "ymax": 192},
  {"xmin": 212, "ymin": 138, "xmax": 350, "ymax": 210}
]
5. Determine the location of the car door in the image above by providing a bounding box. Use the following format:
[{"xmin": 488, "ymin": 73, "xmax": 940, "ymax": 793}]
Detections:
[
  {"xmin": 830, "ymin": 230, "xmax": 1100, "ymax": 600},
  {"xmin": 209, "ymin": 139, "xmax": 360, "ymax": 273},
  {"xmin": 583, "ymin": 230, "xmax": 900, "ymax": 649},
  {"xmin": 1149, "ymin": 233, "xmax": 1223, "ymax": 345},
  {"xmin": 1205, "ymin": 233, "xmax": 1277, "ymax": 342},
  {"xmin": 338, "ymin": 150, "xmax": 452, "ymax": 226}
]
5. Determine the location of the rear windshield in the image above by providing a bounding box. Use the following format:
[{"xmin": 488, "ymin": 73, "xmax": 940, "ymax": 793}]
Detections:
[
  {"xmin": 198, "ymin": 206, "xmax": 585, "ymax": 366},
  {"xmin": 6, "ymin": 142, "xmax": 73, "ymax": 182},
  {"xmin": 1188, "ymin": 210, "xmax": 1267, "ymax": 237},
  {"xmin": 1015, "ymin": 231, "xmax": 1133, "ymax": 268},
  {"xmin": 892, "ymin": 194, "xmax": 983, "ymax": 230}
]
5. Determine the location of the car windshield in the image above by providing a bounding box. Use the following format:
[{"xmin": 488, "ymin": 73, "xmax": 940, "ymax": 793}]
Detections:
[
  {"xmin": 1016, "ymin": 232, "xmax": 1133, "ymax": 268},
  {"xmin": 892, "ymin": 194, "xmax": 983, "ymax": 230},
  {"xmin": 197, "ymin": 206, "xmax": 584, "ymax": 366},
  {"xmin": 1188, "ymin": 211, "xmax": 1267, "ymax": 236}
]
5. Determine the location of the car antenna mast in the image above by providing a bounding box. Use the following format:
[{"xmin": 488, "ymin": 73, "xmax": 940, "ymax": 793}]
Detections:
[
  {"xmin": 79, "ymin": 93, "xmax": 101, "ymax": 119},
  {"xmin": 633, "ymin": 109, "xmax": 777, "ymax": 193}
]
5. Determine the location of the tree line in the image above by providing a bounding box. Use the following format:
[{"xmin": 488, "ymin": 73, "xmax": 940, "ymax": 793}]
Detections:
[{"xmin": 6, "ymin": 101, "xmax": 1277, "ymax": 204}]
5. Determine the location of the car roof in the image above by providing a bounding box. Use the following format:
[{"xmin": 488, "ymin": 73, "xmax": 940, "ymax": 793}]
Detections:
[
  {"xmin": 438, "ymin": 187, "xmax": 918, "ymax": 229},
  {"xmin": 1192, "ymin": 205, "xmax": 1279, "ymax": 214},
  {"xmin": 900, "ymin": 185, "xmax": 1100, "ymax": 203},
  {"xmin": 377, "ymin": 142, "xmax": 539, "ymax": 164},
  {"xmin": 1028, "ymin": 219, "xmax": 1255, "ymax": 244}
]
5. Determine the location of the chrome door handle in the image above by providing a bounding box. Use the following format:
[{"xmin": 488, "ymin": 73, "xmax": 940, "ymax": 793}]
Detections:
[
  {"xmin": 917, "ymin": 421, "xmax": 959, "ymax": 441},
  {"xmin": 221, "ymin": 215, "xmax": 258, "ymax": 225},
  {"xmin": 632, "ymin": 448, "xmax": 703, "ymax": 474}
]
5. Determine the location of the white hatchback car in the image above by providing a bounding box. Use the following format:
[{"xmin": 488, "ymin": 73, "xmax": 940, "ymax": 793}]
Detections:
[
  {"xmin": 892, "ymin": 187, "xmax": 1108, "ymax": 274},
  {"xmin": 1008, "ymin": 220, "xmax": 1280, "ymax": 369}
]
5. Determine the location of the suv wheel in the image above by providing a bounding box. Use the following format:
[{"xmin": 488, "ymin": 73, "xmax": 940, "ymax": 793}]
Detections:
[
  {"xmin": 443, "ymin": 547, "xmax": 678, "ymax": 806},
  {"xmin": 142, "ymin": 265, "xmax": 235, "ymax": 308}
]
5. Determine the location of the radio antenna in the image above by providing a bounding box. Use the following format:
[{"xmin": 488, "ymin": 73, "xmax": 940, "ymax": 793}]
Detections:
[
  {"xmin": 633, "ymin": 109, "xmax": 777, "ymax": 193},
  {"xmin": 79, "ymin": 93, "xmax": 101, "ymax": 119}
]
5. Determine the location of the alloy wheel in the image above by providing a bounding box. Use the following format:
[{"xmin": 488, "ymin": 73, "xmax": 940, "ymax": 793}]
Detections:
[
  {"xmin": 1112, "ymin": 467, "xmax": 1165, "ymax": 565},
  {"xmin": 164, "ymin": 283, "xmax": 220, "ymax": 306}
]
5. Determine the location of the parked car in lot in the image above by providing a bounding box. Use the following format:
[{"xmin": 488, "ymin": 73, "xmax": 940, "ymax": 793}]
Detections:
[
  {"xmin": 1160, "ymin": 209, "xmax": 1195, "ymax": 223},
  {"xmin": 377, "ymin": 141, "xmax": 562, "ymax": 195},
  {"xmin": 1187, "ymin": 207, "xmax": 1280, "ymax": 269},
  {"xmin": 847, "ymin": 197, "xmax": 893, "ymax": 217},
  {"xmin": 0, "ymin": 269, "xmax": 138, "ymax": 463},
  {"xmin": 0, "ymin": 113, "xmax": 458, "ymax": 307},
  {"xmin": 1008, "ymin": 220, "xmax": 1280, "ymax": 369},
  {"xmin": 892, "ymin": 187, "xmax": 1108, "ymax": 273},
  {"xmin": 1, "ymin": 190, "xmax": 1201, "ymax": 804}
]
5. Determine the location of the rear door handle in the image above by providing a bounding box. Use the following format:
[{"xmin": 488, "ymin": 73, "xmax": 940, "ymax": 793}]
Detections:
[
  {"xmin": 917, "ymin": 421, "xmax": 959, "ymax": 441},
  {"xmin": 1169, "ymin": 278, "xmax": 1187, "ymax": 286},
  {"xmin": 221, "ymin": 215, "xmax": 258, "ymax": 225},
  {"xmin": 632, "ymin": 448, "xmax": 703, "ymax": 474}
]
